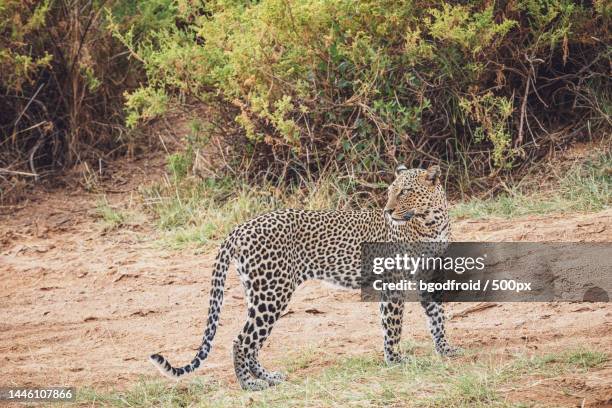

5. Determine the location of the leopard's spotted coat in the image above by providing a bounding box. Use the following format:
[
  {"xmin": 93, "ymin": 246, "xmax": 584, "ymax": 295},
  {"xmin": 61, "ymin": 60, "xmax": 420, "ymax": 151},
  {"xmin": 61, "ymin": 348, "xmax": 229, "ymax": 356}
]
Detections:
[{"xmin": 150, "ymin": 165, "xmax": 459, "ymax": 390}]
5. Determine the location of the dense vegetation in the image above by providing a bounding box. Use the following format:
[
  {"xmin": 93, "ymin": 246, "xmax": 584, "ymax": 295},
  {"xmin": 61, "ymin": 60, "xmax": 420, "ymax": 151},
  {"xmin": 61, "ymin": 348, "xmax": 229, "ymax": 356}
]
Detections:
[
  {"xmin": 1, "ymin": 1, "xmax": 610, "ymax": 201},
  {"xmin": 1, "ymin": 1, "xmax": 126, "ymax": 176}
]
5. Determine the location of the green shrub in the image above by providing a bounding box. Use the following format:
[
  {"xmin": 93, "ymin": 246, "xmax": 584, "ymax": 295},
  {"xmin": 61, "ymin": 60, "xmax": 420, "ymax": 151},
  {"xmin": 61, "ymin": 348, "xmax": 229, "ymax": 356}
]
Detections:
[
  {"xmin": 115, "ymin": 0, "xmax": 611, "ymax": 193},
  {"xmin": 2, "ymin": 0, "xmax": 610, "ymax": 202},
  {"xmin": 0, "ymin": 0, "xmax": 178, "ymax": 201}
]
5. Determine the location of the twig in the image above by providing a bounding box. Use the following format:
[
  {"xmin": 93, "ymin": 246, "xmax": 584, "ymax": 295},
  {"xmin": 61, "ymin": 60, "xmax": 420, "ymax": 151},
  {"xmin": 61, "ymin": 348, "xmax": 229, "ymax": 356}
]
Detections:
[
  {"xmin": 452, "ymin": 302, "xmax": 498, "ymax": 318},
  {"xmin": 9, "ymin": 121, "xmax": 48, "ymax": 137},
  {"xmin": 12, "ymin": 83, "xmax": 45, "ymax": 132},
  {"xmin": 0, "ymin": 168, "xmax": 38, "ymax": 177},
  {"xmin": 28, "ymin": 137, "xmax": 44, "ymax": 180},
  {"xmin": 516, "ymin": 75, "xmax": 530, "ymax": 147}
]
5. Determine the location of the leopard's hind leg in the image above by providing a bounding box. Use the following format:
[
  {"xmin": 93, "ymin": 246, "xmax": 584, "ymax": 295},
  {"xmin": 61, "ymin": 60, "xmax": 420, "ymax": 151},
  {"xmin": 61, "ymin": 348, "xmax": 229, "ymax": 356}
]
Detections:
[
  {"xmin": 233, "ymin": 269, "xmax": 295, "ymax": 390},
  {"xmin": 248, "ymin": 349, "xmax": 287, "ymax": 386},
  {"xmin": 246, "ymin": 283, "xmax": 293, "ymax": 385}
]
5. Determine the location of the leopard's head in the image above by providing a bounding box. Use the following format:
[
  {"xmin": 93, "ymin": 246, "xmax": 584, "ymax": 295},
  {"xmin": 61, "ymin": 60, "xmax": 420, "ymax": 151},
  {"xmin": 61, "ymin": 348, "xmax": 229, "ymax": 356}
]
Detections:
[{"xmin": 384, "ymin": 164, "xmax": 448, "ymax": 227}]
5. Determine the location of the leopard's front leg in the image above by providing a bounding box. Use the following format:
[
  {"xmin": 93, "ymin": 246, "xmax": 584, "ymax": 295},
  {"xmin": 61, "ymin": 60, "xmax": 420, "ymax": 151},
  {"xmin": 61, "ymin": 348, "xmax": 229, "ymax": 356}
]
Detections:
[
  {"xmin": 379, "ymin": 298, "xmax": 405, "ymax": 364},
  {"xmin": 420, "ymin": 301, "xmax": 461, "ymax": 356}
]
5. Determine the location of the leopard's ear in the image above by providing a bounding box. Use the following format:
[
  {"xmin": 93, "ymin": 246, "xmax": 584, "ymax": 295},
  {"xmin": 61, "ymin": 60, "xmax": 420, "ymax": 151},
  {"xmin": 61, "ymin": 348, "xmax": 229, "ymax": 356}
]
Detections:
[
  {"xmin": 395, "ymin": 164, "xmax": 408, "ymax": 177},
  {"xmin": 425, "ymin": 165, "xmax": 441, "ymax": 185}
]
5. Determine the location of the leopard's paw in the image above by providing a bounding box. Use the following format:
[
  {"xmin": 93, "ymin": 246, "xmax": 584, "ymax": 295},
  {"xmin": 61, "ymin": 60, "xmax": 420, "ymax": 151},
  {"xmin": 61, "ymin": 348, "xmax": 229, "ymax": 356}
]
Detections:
[{"xmin": 438, "ymin": 344, "xmax": 463, "ymax": 357}]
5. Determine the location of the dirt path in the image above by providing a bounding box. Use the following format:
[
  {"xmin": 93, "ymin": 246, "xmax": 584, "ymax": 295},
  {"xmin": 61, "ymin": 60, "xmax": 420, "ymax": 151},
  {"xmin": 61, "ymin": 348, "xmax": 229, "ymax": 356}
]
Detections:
[{"xmin": 1, "ymin": 177, "xmax": 611, "ymax": 406}]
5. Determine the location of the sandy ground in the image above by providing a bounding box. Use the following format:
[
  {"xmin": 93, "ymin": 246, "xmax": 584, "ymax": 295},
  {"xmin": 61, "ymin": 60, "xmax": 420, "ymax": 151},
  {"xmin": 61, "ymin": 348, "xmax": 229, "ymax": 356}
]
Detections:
[{"xmin": 1, "ymin": 162, "xmax": 611, "ymax": 407}]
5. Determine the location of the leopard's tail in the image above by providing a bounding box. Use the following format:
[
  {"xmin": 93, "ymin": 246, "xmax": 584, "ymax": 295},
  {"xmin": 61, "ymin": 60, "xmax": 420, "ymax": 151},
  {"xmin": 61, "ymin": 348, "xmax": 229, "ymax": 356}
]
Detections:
[{"xmin": 149, "ymin": 234, "xmax": 236, "ymax": 379}]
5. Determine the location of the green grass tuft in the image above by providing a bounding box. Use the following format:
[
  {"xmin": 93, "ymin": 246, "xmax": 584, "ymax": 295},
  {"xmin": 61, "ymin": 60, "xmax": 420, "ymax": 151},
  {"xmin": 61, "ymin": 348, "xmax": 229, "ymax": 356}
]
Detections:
[
  {"xmin": 451, "ymin": 152, "xmax": 611, "ymax": 219},
  {"xmin": 75, "ymin": 346, "xmax": 607, "ymax": 408},
  {"xmin": 95, "ymin": 196, "xmax": 145, "ymax": 231},
  {"xmin": 95, "ymin": 198, "xmax": 126, "ymax": 230},
  {"xmin": 77, "ymin": 377, "xmax": 220, "ymax": 407}
]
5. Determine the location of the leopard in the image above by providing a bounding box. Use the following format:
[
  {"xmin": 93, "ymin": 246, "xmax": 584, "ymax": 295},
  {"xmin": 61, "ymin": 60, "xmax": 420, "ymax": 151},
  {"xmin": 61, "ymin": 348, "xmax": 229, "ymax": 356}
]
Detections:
[{"xmin": 150, "ymin": 164, "xmax": 460, "ymax": 390}]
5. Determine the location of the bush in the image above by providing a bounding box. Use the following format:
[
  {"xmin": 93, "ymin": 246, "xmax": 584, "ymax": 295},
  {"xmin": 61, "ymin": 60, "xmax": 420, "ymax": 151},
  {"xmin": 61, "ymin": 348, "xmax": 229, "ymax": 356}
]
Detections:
[
  {"xmin": 2, "ymin": 1, "xmax": 610, "ymax": 203},
  {"xmin": 118, "ymin": 0, "xmax": 611, "ymax": 196},
  {"xmin": 0, "ymin": 0, "xmax": 175, "ymax": 200}
]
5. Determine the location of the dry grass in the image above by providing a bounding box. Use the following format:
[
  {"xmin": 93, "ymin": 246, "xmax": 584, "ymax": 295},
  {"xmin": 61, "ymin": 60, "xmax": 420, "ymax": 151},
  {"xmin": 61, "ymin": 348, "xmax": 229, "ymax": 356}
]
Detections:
[
  {"xmin": 133, "ymin": 149, "xmax": 611, "ymax": 248},
  {"xmin": 451, "ymin": 151, "xmax": 611, "ymax": 219},
  {"xmin": 76, "ymin": 346, "xmax": 607, "ymax": 407}
]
